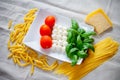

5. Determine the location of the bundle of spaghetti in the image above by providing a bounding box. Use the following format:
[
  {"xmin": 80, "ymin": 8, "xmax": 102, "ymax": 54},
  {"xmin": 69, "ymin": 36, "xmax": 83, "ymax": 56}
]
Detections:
[
  {"xmin": 7, "ymin": 8, "xmax": 58, "ymax": 75},
  {"xmin": 55, "ymin": 37, "xmax": 119, "ymax": 80}
]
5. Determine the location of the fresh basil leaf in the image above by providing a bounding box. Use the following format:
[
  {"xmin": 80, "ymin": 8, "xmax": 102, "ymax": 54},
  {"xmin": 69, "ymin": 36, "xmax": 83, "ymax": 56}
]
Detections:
[
  {"xmin": 83, "ymin": 43, "xmax": 95, "ymax": 52},
  {"xmin": 67, "ymin": 31, "xmax": 73, "ymax": 43},
  {"xmin": 89, "ymin": 31, "xmax": 96, "ymax": 35},
  {"xmin": 72, "ymin": 33, "xmax": 77, "ymax": 43},
  {"xmin": 71, "ymin": 55, "xmax": 78, "ymax": 66},
  {"xmin": 77, "ymin": 28, "xmax": 85, "ymax": 34},
  {"xmin": 71, "ymin": 19, "xmax": 79, "ymax": 30},
  {"xmin": 76, "ymin": 35, "xmax": 83, "ymax": 50},
  {"xmin": 67, "ymin": 29, "xmax": 77, "ymax": 43},
  {"xmin": 65, "ymin": 43, "xmax": 73, "ymax": 54},
  {"xmin": 67, "ymin": 29, "xmax": 78, "ymax": 34},
  {"xmin": 83, "ymin": 38, "xmax": 94, "ymax": 43},
  {"xmin": 81, "ymin": 31, "xmax": 96, "ymax": 38},
  {"xmin": 70, "ymin": 48, "xmax": 78, "ymax": 53},
  {"xmin": 67, "ymin": 48, "xmax": 78, "ymax": 58},
  {"xmin": 77, "ymin": 50, "xmax": 88, "ymax": 58}
]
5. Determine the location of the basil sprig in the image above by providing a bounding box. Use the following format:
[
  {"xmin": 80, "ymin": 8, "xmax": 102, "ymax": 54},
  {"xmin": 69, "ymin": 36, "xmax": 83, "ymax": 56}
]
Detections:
[{"xmin": 65, "ymin": 19, "xmax": 96, "ymax": 66}]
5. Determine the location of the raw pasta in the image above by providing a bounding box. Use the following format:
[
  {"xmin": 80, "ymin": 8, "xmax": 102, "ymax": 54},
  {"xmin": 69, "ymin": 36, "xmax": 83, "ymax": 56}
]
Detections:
[
  {"xmin": 7, "ymin": 8, "xmax": 119, "ymax": 79},
  {"xmin": 8, "ymin": 20, "xmax": 12, "ymax": 29},
  {"xmin": 55, "ymin": 37, "xmax": 119, "ymax": 80},
  {"xmin": 7, "ymin": 8, "xmax": 58, "ymax": 75}
]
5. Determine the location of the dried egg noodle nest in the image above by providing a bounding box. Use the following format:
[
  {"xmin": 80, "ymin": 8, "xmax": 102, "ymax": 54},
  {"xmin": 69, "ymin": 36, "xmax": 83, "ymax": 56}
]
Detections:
[{"xmin": 7, "ymin": 8, "xmax": 119, "ymax": 80}]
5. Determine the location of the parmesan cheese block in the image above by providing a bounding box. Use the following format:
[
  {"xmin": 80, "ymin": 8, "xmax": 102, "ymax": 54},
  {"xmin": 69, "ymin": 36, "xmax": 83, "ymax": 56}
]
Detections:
[{"xmin": 85, "ymin": 8, "xmax": 113, "ymax": 34}]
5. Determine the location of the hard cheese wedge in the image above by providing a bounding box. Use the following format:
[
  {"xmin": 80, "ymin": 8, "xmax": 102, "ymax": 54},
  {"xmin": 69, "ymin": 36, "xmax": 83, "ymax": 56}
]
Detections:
[{"xmin": 85, "ymin": 8, "xmax": 113, "ymax": 34}]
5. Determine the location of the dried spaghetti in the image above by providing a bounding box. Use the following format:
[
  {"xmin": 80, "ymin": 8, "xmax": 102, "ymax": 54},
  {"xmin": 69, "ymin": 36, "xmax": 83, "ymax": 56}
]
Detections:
[
  {"xmin": 55, "ymin": 37, "xmax": 119, "ymax": 80},
  {"xmin": 7, "ymin": 8, "xmax": 58, "ymax": 75}
]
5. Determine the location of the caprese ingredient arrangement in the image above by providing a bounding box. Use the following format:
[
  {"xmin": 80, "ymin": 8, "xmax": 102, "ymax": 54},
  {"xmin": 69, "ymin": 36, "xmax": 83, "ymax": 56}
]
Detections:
[{"xmin": 39, "ymin": 16, "xmax": 96, "ymax": 66}]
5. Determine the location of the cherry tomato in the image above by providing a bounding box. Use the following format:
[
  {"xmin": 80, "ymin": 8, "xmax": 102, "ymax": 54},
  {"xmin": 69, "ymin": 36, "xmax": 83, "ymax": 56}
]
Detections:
[
  {"xmin": 40, "ymin": 24, "xmax": 52, "ymax": 36},
  {"xmin": 45, "ymin": 16, "xmax": 55, "ymax": 29},
  {"xmin": 40, "ymin": 36, "xmax": 52, "ymax": 49}
]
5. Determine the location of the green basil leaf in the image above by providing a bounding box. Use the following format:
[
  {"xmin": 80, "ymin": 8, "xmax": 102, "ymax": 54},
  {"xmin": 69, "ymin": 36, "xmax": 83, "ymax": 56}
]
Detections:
[
  {"xmin": 77, "ymin": 28, "xmax": 85, "ymax": 34},
  {"xmin": 77, "ymin": 50, "xmax": 88, "ymax": 58},
  {"xmin": 81, "ymin": 31, "xmax": 96, "ymax": 38},
  {"xmin": 67, "ymin": 48, "xmax": 78, "ymax": 58},
  {"xmin": 76, "ymin": 35, "xmax": 83, "ymax": 50},
  {"xmin": 72, "ymin": 33, "xmax": 77, "ymax": 43},
  {"xmin": 83, "ymin": 43, "xmax": 95, "ymax": 52},
  {"xmin": 83, "ymin": 38, "xmax": 94, "ymax": 43},
  {"xmin": 67, "ymin": 29, "xmax": 78, "ymax": 34},
  {"xmin": 65, "ymin": 43, "xmax": 73, "ymax": 54},
  {"xmin": 71, "ymin": 19, "xmax": 79, "ymax": 30},
  {"xmin": 67, "ymin": 29, "xmax": 77, "ymax": 43},
  {"xmin": 69, "ymin": 48, "xmax": 78, "ymax": 53},
  {"xmin": 67, "ymin": 31, "xmax": 73, "ymax": 43},
  {"xmin": 71, "ymin": 55, "xmax": 78, "ymax": 66},
  {"xmin": 90, "ymin": 31, "xmax": 96, "ymax": 35}
]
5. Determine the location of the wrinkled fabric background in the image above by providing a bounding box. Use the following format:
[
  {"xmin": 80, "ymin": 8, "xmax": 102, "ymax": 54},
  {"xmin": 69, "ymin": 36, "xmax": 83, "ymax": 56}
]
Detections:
[{"xmin": 0, "ymin": 0, "xmax": 120, "ymax": 80}]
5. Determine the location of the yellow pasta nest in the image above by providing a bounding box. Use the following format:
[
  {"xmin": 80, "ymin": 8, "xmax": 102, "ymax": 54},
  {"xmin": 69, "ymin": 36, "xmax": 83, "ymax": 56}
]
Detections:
[{"xmin": 7, "ymin": 8, "xmax": 58, "ymax": 75}]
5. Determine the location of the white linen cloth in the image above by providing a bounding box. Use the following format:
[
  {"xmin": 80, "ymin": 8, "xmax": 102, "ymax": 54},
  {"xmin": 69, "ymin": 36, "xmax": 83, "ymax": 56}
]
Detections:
[{"xmin": 0, "ymin": 0, "xmax": 120, "ymax": 80}]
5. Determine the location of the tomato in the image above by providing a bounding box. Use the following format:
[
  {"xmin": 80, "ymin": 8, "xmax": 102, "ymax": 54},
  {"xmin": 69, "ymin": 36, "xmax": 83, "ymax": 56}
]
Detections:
[
  {"xmin": 40, "ymin": 36, "xmax": 52, "ymax": 49},
  {"xmin": 40, "ymin": 24, "xmax": 52, "ymax": 36},
  {"xmin": 45, "ymin": 16, "xmax": 55, "ymax": 29}
]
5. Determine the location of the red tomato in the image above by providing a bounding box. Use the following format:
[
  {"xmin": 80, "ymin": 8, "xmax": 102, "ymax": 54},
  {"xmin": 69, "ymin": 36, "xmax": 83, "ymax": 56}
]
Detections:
[
  {"xmin": 40, "ymin": 24, "xmax": 52, "ymax": 36},
  {"xmin": 45, "ymin": 16, "xmax": 55, "ymax": 29},
  {"xmin": 40, "ymin": 36, "xmax": 52, "ymax": 49}
]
